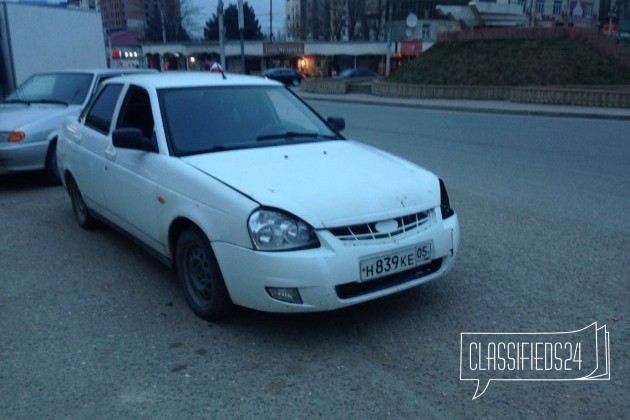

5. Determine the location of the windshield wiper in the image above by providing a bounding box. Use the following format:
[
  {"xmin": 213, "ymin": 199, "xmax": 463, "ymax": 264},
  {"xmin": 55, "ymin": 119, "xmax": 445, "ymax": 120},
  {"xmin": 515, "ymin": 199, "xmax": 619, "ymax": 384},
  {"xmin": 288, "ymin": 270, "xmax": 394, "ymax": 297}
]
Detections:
[
  {"xmin": 3, "ymin": 99, "xmax": 31, "ymax": 105},
  {"xmin": 257, "ymin": 131, "xmax": 321, "ymax": 141},
  {"xmin": 32, "ymin": 99, "xmax": 69, "ymax": 106}
]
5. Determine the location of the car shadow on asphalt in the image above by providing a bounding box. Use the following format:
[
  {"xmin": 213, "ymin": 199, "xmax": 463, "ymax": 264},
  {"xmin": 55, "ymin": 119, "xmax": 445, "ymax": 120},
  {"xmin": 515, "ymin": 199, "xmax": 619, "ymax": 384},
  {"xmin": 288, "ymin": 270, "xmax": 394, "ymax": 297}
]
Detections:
[
  {"xmin": 214, "ymin": 279, "xmax": 450, "ymax": 339},
  {"xmin": 0, "ymin": 172, "xmax": 59, "ymax": 190}
]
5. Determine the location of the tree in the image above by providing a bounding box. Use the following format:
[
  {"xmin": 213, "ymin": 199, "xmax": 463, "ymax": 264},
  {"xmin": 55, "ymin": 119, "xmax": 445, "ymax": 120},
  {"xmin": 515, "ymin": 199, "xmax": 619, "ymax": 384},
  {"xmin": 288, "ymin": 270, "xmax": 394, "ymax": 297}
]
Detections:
[
  {"xmin": 204, "ymin": 2, "xmax": 264, "ymax": 41},
  {"xmin": 619, "ymin": 0, "xmax": 630, "ymax": 30},
  {"xmin": 180, "ymin": 0, "xmax": 204, "ymax": 40},
  {"xmin": 330, "ymin": 0, "xmax": 345, "ymax": 41},
  {"xmin": 145, "ymin": 3, "xmax": 191, "ymax": 42},
  {"xmin": 346, "ymin": 0, "xmax": 366, "ymax": 41}
]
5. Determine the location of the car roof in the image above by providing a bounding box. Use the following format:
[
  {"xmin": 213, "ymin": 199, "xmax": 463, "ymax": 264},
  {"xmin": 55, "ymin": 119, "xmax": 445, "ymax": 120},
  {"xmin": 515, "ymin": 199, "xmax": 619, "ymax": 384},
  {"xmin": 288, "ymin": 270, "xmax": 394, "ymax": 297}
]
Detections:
[
  {"xmin": 31, "ymin": 68, "xmax": 156, "ymax": 77},
  {"xmin": 105, "ymin": 71, "xmax": 283, "ymax": 89},
  {"xmin": 264, "ymin": 68, "xmax": 301, "ymax": 74}
]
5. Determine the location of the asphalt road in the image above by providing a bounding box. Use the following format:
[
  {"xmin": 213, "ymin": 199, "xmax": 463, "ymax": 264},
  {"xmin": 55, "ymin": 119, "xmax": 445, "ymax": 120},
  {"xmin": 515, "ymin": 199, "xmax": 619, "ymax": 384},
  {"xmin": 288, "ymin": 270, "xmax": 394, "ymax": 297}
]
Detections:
[{"xmin": 1, "ymin": 103, "xmax": 628, "ymax": 419}]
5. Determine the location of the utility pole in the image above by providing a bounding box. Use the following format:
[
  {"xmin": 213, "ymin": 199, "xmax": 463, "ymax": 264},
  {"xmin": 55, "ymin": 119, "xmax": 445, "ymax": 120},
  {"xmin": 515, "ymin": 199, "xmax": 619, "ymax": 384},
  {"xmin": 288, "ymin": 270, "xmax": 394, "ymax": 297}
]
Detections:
[
  {"xmin": 608, "ymin": 0, "xmax": 617, "ymax": 36},
  {"xmin": 530, "ymin": 0, "xmax": 538, "ymax": 28},
  {"xmin": 238, "ymin": 0, "xmax": 245, "ymax": 73},
  {"xmin": 160, "ymin": 5, "xmax": 166, "ymax": 43},
  {"xmin": 218, "ymin": 0, "xmax": 226, "ymax": 68},
  {"xmin": 270, "ymin": 0, "xmax": 273, "ymax": 42},
  {"xmin": 385, "ymin": 0, "xmax": 393, "ymax": 76}
]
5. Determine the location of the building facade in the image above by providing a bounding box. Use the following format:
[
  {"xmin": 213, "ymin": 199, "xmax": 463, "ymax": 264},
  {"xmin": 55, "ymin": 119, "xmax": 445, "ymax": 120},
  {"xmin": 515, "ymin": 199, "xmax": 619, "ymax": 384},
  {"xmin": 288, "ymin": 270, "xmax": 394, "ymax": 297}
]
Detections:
[
  {"xmin": 285, "ymin": 0, "xmax": 605, "ymax": 39},
  {"xmin": 285, "ymin": 0, "xmax": 387, "ymax": 41},
  {"xmin": 68, "ymin": 0, "xmax": 181, "ymax": 35}
]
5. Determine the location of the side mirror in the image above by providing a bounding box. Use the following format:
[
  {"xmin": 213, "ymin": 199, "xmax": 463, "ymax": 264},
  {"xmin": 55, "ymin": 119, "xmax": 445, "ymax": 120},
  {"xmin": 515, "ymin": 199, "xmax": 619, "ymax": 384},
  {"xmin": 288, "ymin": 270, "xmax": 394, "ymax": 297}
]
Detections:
[
  {"xmin": 112, "ymin": 128, "xmax": 156, "ymax": 152},
  {"xmin": 327, "ymin": 116, "xmax": 345, "ymax": 133}
]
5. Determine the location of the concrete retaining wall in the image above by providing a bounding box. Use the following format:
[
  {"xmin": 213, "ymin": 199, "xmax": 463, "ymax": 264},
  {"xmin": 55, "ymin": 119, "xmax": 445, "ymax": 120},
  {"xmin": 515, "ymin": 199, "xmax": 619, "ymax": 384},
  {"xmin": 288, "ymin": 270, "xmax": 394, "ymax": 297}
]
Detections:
[
  {"xmin": 508, "ymin": 87, "xmax": 630, "ymax": 108},
  {"xmin": 371, "ymin": 81, "xmax": 630, "ymax": 108},
  {"xmin": 371, "ymin": 82, "xmax": 508, "ymax": 100},
  {"xmin": 302, "ymin": 79, "xmax": 630, "ymax": 108},
  {"xmin": 302, "ymin": 78, "xmax": 348, "ymax": 94}
]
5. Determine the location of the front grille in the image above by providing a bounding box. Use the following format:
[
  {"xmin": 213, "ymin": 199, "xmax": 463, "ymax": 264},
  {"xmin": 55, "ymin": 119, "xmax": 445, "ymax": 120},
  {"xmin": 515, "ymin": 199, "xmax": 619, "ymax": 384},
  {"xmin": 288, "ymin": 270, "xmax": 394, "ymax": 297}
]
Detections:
[
  {"xmin": 335, "ymin": 258, "xmax": 442, "ymax": 299},
  {"xmin": 328, "ymin": 210, "xmax": 431, "ymax": 242}
]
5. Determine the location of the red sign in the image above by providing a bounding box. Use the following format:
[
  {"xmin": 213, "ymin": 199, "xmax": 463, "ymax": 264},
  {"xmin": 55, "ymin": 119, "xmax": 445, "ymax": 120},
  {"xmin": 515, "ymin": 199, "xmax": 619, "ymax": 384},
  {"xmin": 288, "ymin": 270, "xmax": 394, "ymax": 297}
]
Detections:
[{"xmin": 401, "ymin": 41, "xmax": 423, "ymax": 56}]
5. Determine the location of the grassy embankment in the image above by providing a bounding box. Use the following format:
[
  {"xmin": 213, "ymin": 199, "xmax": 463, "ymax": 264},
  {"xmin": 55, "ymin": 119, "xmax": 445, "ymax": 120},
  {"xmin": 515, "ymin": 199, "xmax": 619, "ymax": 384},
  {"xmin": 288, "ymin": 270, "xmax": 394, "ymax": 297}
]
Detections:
[{"xmin": 386, "ymin": 37, "xmax": 630, "ymax": 86}]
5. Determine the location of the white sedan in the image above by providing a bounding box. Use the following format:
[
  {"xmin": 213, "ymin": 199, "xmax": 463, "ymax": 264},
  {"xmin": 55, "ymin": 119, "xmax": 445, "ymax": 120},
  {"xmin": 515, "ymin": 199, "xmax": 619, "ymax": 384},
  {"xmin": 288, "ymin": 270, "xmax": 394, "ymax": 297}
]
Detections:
[{"xmin": 57, "ymin": 72, "xmax": 459, "ymax": 320}]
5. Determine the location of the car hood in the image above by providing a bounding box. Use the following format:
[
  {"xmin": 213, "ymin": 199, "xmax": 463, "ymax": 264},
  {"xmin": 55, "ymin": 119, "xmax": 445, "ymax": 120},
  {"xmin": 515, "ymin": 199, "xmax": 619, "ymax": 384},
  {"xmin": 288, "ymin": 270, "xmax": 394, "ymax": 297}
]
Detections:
[
  {"xmin": 0, "ymin": 103, "xmax": 81, "ymax": 130},
  {"xmin": 181, "ymin": 140, "xmax": 440, "ymax": 228}
]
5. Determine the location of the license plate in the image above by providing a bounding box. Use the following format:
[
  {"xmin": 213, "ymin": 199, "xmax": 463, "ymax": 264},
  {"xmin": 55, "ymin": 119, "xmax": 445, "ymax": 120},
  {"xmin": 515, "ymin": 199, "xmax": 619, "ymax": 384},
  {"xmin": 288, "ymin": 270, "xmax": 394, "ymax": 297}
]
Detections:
[{"xmin": 359, "ymin": 242, "xmax": 432, "ymax": 281}]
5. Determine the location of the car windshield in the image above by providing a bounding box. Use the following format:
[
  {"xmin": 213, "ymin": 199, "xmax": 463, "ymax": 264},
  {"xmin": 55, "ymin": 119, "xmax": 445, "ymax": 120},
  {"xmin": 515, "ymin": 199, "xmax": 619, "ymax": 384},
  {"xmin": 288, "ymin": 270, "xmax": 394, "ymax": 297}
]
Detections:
[
  {"xmin": 4, "ymin": 73, "xmax": 93, "ymax": 105},
  {"xmin": 159, "ymin": 85, "xmax": 340, "ymax": 156}
]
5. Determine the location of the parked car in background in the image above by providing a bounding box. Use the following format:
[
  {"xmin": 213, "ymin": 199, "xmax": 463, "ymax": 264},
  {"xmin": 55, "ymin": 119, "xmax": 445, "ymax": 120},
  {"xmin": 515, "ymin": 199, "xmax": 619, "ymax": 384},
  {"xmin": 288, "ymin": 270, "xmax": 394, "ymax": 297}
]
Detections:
[
  {"xmin": 0, "ymin": 68, "xmax": 154, "ymax": 182},
  {"xmin": 262, "ymin": 68, "xmax": 305, "ymax": 86},
  {"xmin": 57, "ymin": 72, "xmax": 459, "ymax": 320},
  {"xmin": 338, "ymin": 68, "xmax": 378, "ymax": 79}
]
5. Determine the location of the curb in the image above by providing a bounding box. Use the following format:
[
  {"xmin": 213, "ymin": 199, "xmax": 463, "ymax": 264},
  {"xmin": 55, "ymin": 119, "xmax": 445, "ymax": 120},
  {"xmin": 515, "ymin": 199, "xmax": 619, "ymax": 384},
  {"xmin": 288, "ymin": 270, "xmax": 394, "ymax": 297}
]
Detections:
[{"xmin": 297, "ymin": 91, "xmax": 630, "ymax": 121}]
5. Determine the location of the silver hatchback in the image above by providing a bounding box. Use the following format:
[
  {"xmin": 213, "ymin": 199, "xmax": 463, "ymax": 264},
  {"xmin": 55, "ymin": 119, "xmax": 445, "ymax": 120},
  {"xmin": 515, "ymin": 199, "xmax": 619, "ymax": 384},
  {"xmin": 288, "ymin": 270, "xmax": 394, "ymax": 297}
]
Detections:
[{"xmin": 0, "ymin": 68, "xmax": 154, "ymax": 182}]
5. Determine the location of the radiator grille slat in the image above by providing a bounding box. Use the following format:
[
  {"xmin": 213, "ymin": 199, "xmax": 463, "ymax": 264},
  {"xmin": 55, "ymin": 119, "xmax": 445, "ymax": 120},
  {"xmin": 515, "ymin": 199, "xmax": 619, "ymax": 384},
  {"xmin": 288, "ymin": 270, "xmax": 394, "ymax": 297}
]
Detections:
[{"xmin": 329, "ymin": 210, "xmax": 431, "ymax": 242}]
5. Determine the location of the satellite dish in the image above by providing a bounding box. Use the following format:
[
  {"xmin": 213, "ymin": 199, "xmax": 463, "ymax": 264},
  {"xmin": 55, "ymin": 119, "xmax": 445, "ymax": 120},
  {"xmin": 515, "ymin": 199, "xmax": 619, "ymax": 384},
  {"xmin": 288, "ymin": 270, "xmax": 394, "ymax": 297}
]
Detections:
[{"xmin": 406, "ymin": 13, "xmax": 418, "ymax": 28}]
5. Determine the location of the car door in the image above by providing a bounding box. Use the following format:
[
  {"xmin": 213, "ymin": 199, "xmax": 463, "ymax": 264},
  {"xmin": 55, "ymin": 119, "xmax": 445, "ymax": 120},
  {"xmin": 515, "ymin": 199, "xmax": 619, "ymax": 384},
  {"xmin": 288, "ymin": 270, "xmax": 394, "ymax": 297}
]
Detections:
[
  {"xmin": 101, "ymin": 85, "xmax": 163, "ymax": 251},
  {"xmin": 69, "ymin": 83, "xmax": 124, "ymax": 213}
]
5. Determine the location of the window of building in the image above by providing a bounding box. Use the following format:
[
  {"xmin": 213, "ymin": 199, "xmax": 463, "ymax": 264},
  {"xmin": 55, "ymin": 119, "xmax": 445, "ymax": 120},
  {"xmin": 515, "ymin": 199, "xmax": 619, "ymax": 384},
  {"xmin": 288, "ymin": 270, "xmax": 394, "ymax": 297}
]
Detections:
[
  {"xmin": 422, "ymin": 24, "xmax": 430, "ymax": 39},
  {"xmin": 553, "ymin": 0, "xmax": 562, "ymax": 14},
  {"xmin": 585, "ymin": 4, "xmax": 593, "ymax": 17}
]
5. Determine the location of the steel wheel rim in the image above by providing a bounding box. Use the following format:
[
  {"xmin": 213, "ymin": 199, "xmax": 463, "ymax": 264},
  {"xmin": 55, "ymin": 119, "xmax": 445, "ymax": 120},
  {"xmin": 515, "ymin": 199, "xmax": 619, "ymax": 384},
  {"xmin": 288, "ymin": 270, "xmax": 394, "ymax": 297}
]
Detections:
[{"xmin": 186, "ymin": 245, "xmax": 212, "ymax": 304}]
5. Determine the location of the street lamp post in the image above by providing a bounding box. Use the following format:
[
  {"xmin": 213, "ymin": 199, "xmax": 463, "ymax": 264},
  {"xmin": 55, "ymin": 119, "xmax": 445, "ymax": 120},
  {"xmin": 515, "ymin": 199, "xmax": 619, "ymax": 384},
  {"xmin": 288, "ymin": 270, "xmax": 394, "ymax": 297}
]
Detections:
[{"xmin": 218, "ymin": 0, "xmax": 226, "ymax": 68}]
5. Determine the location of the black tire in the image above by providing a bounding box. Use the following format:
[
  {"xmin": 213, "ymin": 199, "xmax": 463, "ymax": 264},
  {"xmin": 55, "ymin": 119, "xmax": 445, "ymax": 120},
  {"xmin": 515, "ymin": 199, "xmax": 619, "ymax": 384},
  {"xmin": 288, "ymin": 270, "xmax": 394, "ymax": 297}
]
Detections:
[
  {"xmin": 45, "ymin": 141, "xmax": 61, "ymax": 185},
  {"xmin": 176, "ymin": 227, "xmax": 232, "ymax": 320},
  {"xmin": 67, "ymin": 177, "xmax": 97, "ymax": 229}
]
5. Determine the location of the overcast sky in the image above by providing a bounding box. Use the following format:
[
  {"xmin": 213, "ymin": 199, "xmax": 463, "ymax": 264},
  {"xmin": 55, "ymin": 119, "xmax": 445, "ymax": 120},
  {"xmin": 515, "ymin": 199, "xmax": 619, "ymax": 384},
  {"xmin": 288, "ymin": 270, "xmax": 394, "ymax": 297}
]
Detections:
[{"xmin": 190, "ymin": 0, "xmax": 285, "ymax": 38}]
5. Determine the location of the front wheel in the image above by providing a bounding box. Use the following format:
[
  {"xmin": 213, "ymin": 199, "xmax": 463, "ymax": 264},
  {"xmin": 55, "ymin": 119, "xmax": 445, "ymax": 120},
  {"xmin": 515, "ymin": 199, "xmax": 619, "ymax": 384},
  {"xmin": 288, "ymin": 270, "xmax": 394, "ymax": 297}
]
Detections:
[
  {"xmin": 176, "ymin": 227, "xmax": 232, "ymax": 320},
  {"xmin": 45, "ymin": 141, "xmax": 61, "ymax": 185}
]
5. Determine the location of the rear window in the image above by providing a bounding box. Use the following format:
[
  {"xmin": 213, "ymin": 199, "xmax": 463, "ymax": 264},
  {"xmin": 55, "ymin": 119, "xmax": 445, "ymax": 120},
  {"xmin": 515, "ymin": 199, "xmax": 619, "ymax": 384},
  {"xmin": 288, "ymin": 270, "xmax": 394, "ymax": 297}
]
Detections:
[{"xmin": 84, "ymin": 84, "xmax": 124, "ymax": 134}]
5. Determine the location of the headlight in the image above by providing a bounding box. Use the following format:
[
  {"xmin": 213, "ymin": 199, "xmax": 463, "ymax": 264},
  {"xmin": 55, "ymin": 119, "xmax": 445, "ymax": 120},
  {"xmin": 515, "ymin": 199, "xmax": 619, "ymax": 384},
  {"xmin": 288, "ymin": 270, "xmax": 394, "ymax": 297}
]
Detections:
[
  {"xmin": 439, "ymin": 178, "xmax": 455, "ymax": 220},
  {"xmin": 248, "ymin": 208, "xmax": 319, "ymax": 251}
]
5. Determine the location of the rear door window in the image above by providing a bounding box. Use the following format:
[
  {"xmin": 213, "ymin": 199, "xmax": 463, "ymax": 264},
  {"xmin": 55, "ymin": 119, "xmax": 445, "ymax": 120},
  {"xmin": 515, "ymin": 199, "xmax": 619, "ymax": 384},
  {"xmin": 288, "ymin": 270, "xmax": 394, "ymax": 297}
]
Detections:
[
  {"xmin": 83, "ymin": 84, "xmax": 124, "ymax": 134},
  {"xmin": 116, "ymin": 86, "xmax": 155, "ymax": 139}
]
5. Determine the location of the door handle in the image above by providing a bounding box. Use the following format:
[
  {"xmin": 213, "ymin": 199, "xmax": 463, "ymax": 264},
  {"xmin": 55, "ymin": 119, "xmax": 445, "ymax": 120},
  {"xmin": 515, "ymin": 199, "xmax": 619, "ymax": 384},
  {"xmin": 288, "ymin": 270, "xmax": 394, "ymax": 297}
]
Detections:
[{"xmin": 105, "ymin": 147, "xmax": 116, "ymax": 161}]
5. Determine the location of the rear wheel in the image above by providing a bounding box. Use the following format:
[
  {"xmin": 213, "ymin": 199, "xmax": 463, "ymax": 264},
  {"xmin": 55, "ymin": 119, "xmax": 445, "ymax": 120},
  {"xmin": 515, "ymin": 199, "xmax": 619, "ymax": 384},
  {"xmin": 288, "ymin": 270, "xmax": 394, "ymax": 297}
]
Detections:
[
  {"xmin": 176, "ymin": 227, "xmax": 232, "ymax": 320},
  {"xmin": 67, "ymin": 177, "xmax": 96, "ymax": 229}
]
